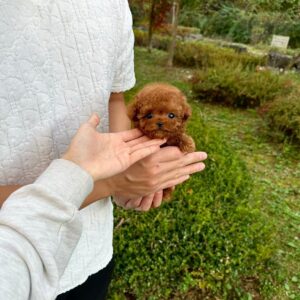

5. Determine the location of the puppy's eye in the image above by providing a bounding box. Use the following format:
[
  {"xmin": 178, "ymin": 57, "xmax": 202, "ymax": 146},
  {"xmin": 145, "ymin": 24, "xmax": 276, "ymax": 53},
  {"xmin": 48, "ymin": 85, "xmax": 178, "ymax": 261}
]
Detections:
[
  {"xmin": 145, "ymin": 113, "xmax": 153, "ymax": 119},
  {"xmin": 168, "ymin": 113, "xmax": 175, "ymax": 119}
]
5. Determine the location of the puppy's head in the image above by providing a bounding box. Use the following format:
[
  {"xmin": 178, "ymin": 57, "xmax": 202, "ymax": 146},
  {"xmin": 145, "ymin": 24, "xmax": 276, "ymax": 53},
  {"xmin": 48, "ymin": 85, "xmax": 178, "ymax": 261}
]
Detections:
[{"xmin": 128, "ymin": 83, "xmax": 191, "ymax": 139}]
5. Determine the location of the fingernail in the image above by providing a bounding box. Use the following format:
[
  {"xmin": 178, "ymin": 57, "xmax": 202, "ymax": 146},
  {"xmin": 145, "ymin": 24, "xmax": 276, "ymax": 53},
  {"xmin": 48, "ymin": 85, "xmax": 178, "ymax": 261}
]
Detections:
[
  {"xmin": 200, "ymin": 152, "xmax": 208, "ymax": 160},
  {"xmin": 198, "ymin": 163, "xmax": 205, "ymax": 170}
]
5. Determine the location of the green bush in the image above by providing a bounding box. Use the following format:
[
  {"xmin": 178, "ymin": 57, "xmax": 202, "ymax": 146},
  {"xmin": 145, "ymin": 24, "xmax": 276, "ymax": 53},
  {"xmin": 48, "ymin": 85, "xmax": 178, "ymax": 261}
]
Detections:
[
  {"xmin": 275, "ymin": 20, "xmax": 300, "ymax": 49},
  {"xmin": 192, "ymin": 65, "xmax": 294, "ymax": 108},
  {"xmin": 174, "ymin": 41, "xmax": 265, "ymax": 70},
  {"xmin": 158, "ymin": 24, "xmax": 201, "ymax": 38},
  {"xmin": 134, "ymin": 29, "xmax": 148, "ymax": 47},
  {"xmin": 134, "ymin": 29, "xmax": 171, "ymax": 51},
  {"xmin": 134, "ymin": 29, "xmax": 266, "ymax": 70},
  {"xmin": 109, "ymin": 109, "xmax": 275, "ymax": 299},
  {"xmin": 185, "ymin": 5, "xmax": 300, "ymax": 49},
  {"xmin": 264, "ymin": 89, "xmax": 300, "ymax": 143}
]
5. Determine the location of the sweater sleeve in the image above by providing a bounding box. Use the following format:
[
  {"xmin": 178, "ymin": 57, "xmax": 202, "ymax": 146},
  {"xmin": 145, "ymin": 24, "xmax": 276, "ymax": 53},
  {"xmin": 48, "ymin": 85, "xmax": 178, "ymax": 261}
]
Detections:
[
  {"xmin": 0, "ymin": 159, "xmax": 93, "ymax": 300},
  {"xmin": 111, "ymin": 0, "xmax": 136, "ymax": 93}
]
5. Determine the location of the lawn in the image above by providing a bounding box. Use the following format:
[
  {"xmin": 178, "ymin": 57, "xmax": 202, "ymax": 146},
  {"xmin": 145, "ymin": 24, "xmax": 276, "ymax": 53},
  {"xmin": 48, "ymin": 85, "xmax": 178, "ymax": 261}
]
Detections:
[{"xmin": 110, "ymin": 47, "xmax": 300, "ymax": 299}]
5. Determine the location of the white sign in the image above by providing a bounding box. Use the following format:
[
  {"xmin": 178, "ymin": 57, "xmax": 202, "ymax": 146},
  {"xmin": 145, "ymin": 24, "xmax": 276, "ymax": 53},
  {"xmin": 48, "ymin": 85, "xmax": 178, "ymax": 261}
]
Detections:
[{"xmin": 271, "ymin": 35, "xmax": 290, "ymax": 49}]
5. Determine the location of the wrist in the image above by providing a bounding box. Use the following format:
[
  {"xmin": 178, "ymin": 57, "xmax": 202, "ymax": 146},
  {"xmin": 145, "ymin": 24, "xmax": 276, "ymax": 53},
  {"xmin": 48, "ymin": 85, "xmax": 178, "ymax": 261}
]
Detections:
[
  {"xmin": 105, "ymin": 177, "xmax": 117, "ymax": 197},
  {"xmin": 80, "ymin": 178, "xmax": 114, "ymax": 209}
]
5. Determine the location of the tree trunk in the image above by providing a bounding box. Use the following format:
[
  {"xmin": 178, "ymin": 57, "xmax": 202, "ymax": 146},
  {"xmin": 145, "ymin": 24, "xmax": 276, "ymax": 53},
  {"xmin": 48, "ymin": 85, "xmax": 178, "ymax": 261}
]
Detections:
[
  {"xmin": 148, "ymin": 0, "xmax": 157, "ymax": 52},
  {"xmin": 167, "ymin": 0, "xmax": 180, "ymax": 67}
]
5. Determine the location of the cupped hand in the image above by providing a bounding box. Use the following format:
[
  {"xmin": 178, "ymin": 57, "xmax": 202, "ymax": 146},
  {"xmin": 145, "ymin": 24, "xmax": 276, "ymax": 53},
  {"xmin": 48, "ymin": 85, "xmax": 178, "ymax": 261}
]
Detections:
[
  {"xmin": 63, "ymin": 114, "xmax": 165, "ymax": 181},
  {"xmin": 109, "ymin": 146, "xmax": 207, "ymax": 203}
]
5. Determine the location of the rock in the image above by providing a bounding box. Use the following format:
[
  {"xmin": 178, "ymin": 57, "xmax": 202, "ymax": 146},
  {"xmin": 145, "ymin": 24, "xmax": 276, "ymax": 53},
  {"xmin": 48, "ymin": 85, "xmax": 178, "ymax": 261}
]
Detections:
[
  {"xmin": 185, "ymin": 33, "xmax": 203, "ymax": 41},
  {"xmin": 290, "ymin": 55, "xmax": 300, "ymax": 72},
  {"xmin": 268, "ymin": 51, "xmax": 292, "ymax": 69}
]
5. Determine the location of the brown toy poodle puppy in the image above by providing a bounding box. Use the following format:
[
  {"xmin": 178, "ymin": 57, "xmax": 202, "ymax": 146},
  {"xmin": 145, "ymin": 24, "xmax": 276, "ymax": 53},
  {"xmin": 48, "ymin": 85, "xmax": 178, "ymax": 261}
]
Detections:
[{"xmin": 127, "ymin": 83, "xmax": 195, "ymax": 200}]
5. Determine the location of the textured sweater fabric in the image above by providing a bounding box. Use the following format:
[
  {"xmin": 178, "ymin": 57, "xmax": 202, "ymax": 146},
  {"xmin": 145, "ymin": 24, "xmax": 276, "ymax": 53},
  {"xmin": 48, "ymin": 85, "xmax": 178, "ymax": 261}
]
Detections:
[
  {"xmin": 0, "ymin": 0, "xmax": 135, "ymax": 294},
  {"xmin": 0, "ymin": 159, "xmax": 94, "ymax": 300}
]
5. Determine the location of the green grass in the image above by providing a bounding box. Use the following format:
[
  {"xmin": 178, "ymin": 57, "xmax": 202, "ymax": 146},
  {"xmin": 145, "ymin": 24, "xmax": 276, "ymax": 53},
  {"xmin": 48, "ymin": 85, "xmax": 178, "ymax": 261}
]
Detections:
[
  {"xmin": 199, "ymin": 104, "xmax": 300, "ymax": 299},
  {"xmin": 111, "ymin": 47, "xmax": 300, "ymax": 299}
]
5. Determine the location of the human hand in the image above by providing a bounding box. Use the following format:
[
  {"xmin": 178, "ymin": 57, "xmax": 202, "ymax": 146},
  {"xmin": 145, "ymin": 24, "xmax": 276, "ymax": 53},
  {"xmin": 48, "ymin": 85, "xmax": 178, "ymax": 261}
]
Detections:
[
  {"xmin": 108, "ymin": 146, "xmax": 207, "ymax": 205},
  {"xmin": 63, "ymin": 114, "xmax": 165, "ymax": 181},
  {"xmin": 114, "ymin": 190, "xmax": 164, "ymax": 212}
]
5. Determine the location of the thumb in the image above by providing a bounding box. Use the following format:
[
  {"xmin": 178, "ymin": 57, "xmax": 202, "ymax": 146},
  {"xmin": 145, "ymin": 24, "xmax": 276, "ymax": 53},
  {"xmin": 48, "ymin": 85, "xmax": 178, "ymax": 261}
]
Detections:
[{"xmin": 87, "ymin": 113, "xmax": 100, "ymax": 128}]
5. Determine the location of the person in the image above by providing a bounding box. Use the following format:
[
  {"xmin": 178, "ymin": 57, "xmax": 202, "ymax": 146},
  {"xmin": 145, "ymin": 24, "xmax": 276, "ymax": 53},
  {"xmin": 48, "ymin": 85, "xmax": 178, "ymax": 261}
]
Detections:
[
  {"xmin": 0, "ymin": 114, "xmax": 167, "ymax": 300},
  {"xmin": 0, "ymin": 0, "xmax": 207, "ymax": 299}
]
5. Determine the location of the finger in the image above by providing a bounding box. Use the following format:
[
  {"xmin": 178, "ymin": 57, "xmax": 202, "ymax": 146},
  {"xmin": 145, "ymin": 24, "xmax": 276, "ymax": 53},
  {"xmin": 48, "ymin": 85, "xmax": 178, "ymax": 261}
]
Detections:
[
  {"xmin": 129, "ymin": 145, "xmax": 161, "ymax": 165},
  {"xmin": 87, "ymin": 113, "xmax": 100, "ymax": 128},
  {"xmin": 125, "ymin": 197, "xmax": 143, "ymax": 210},
  {"xmin": 152, "ymin": 190, "xmax": 163, "ymax": 208},
  {"xmin": 136, "ymin": 194, "xmax": 155, "ymax": 212},
  {"xmin": 160, "ymin": 151, "xmax": 207, "ymax": 174},
  {"xmin": 130, "ymin": 138, "xmax": 166, "ymax": 153},
  {"xmin": 126, "ymin": 135, "xmax": 151, "ymax": 147},
  {"xmin": 161, "ymin": 175, "xmax": 190, "ymax": 190},
  {"xmin": 146, "ymin": 146, "xmax": 184, "ymax": 163},
  {"xmin": 118, "ymin": 128, "xmax": 144, "ymax": 142},
  {"xmin": 159, "ymin": 161, "xmax": 205, "ymax": 187}
]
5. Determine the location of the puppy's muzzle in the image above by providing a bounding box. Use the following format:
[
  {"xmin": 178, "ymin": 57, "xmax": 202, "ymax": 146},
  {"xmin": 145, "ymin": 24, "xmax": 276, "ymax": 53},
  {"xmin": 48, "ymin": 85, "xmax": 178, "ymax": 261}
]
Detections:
[{"xmin": 156, "ymin": 122, "xmax": 164, "ymax": 129}]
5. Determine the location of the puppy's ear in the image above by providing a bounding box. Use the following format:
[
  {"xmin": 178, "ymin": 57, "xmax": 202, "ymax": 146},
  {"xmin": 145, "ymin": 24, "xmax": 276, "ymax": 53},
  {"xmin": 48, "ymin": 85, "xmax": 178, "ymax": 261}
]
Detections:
[
  {"xmin": 183, "ymin": 101, "xmax": 192, "ymax": 122},
  {"xmin": 127, "ymin": 98, "xmax": 139, "ymax": 122}
]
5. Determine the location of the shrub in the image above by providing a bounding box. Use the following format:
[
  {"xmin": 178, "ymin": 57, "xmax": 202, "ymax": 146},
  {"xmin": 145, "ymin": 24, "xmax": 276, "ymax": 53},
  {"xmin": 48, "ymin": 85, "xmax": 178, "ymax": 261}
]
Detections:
[
  {"xmin": 204, "ymin": 5, "xmax": 240, "ymax": 38},
  {"xmin": 134, "ymin": 29, "xmax": 171, "ymax": 51},
  {"xmin": 134, "ymin": 29, "xmax": 148, "ymax": 47},
  {"xmin": 275, "ymin": 20, "xmax": 300, "ymax": 49},
  {"xmin": 174, "ymin": 41, "xmax": 266, "ymax": 70},
  {"xmin": 192, "ymin": 65, "xmax": 294, "ymax": 108},
  {"xmin": 158, "ymin": 24, "xmax": 201, "ymax": 38},
  {"xmin": 134, "ymin": 29, "xmax": 266, "ymax": 70},
  {"xmin": 264, "ymin": 89, "xmax": 300, "ymax": 143},
  {"xmin": 109, "ymin": 109, "xmax": 275, "ymax": 299},
  {"xmin": 184, "ymin": 5, "xmax": 300, "ymax": 49}
]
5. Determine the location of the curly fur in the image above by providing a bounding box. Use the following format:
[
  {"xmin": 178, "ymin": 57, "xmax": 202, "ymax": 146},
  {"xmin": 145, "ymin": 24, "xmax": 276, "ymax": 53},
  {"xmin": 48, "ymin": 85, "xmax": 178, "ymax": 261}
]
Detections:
[{"xmin": 128, "ymin": 83, "xmax": 195, "ymax": 200}]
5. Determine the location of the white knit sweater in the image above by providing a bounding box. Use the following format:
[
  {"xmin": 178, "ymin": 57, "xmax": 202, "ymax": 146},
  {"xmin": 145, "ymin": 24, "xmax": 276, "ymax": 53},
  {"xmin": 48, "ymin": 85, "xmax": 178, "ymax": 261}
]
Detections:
[{"xmin": 0, "ymin": 0, "xmax": 135, "ymax": 294}]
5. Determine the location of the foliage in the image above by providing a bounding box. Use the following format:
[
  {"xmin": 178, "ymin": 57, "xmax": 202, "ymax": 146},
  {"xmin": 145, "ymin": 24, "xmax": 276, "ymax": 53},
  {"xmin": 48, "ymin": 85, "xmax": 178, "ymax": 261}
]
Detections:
[
  {"xmin": 192, "ymin": 65, "xmax": 294, "ymax": 108},
  {"xmin": 107, "ymin": 47, "xmax": 300, "ymax": 300},
  {"xmin": 178, "ymin": 3, "xmax": 300, "ymax": 48},
  {"xmin": 110, "ymin": 108, "xmax": 275, "ymax": 299},
  {"xmin": 201, "ymin": 5, "xmax": 254, "ymax": 44},
  {"xmin": 158, "ymin": 24, "xmax": 201, "ymax": 38},
  {"xmin": 180, "ymin": 0, "xmax": 300, "ymax": 15},
  {"xmin": 174, "ymin": 40, "xmax": 265, "ymax": 69},
  {"xmin": 134, "ymin": 29, "xmax": 171, "ymax": 51},
  {"xmin": 263, "ymin": 89, "xmax": 300, "ymax": 142}
]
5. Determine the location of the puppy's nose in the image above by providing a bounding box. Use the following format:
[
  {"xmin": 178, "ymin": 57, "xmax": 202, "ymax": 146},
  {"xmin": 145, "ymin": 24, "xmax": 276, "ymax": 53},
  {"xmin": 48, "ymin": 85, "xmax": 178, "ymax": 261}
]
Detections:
[{"xmin": 156, "ymin": 122, "xmax": 164, "ymax": 128}]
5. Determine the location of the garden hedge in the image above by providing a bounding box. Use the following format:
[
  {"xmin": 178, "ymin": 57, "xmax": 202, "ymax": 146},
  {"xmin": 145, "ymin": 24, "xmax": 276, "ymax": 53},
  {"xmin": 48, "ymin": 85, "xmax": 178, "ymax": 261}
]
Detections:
[
  {"xmin": 264, "ymin": 89, "xmax": 300, "ymax": 143},
  {"xmin": 109, "ymin": 107, "xmax": 276, "ymax": 299},
  {"xmin": 192, "ymin": 65, "xmax": 294, "ymax": 108}
]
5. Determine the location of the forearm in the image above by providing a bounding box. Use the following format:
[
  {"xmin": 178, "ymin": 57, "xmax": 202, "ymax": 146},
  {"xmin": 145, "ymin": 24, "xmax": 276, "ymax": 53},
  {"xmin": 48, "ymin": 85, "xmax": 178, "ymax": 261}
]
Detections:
[
  {"xmin": 0, "ymin": 185, "xmax": 22, "ymax": 208},
  {"xmin": 80, "ymin": 178, "xmax": 113, "ymax": 208},
  {"xmin": 109, "ymin": 92, "xmax": 131, "ymax": 132},
  {"xmin": 0, "ymin": 159, "xmax": 93, "ymax": 299}
]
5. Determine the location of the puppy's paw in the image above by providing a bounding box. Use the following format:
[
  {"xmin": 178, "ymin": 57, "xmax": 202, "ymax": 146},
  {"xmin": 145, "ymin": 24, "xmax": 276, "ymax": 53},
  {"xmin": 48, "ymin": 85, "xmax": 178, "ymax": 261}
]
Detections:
[
  {"xmin": 179, "ymin": 134, "xmax": 196, "ymax": 153},
  {"xmin": 163, "ymin": 187, "xmax": 173, "ymax": 201}
]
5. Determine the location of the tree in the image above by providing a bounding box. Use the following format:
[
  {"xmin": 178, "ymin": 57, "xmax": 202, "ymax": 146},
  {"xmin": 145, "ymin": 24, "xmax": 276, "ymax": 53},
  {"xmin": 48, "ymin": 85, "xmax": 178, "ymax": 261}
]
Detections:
[
  {"xmin": 147, "ymin": 0, "xmax": 172, "ymax": 51},
  {"xmin": 167, "ymin": 0, "xmax": 180, "ymax": 67}
]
